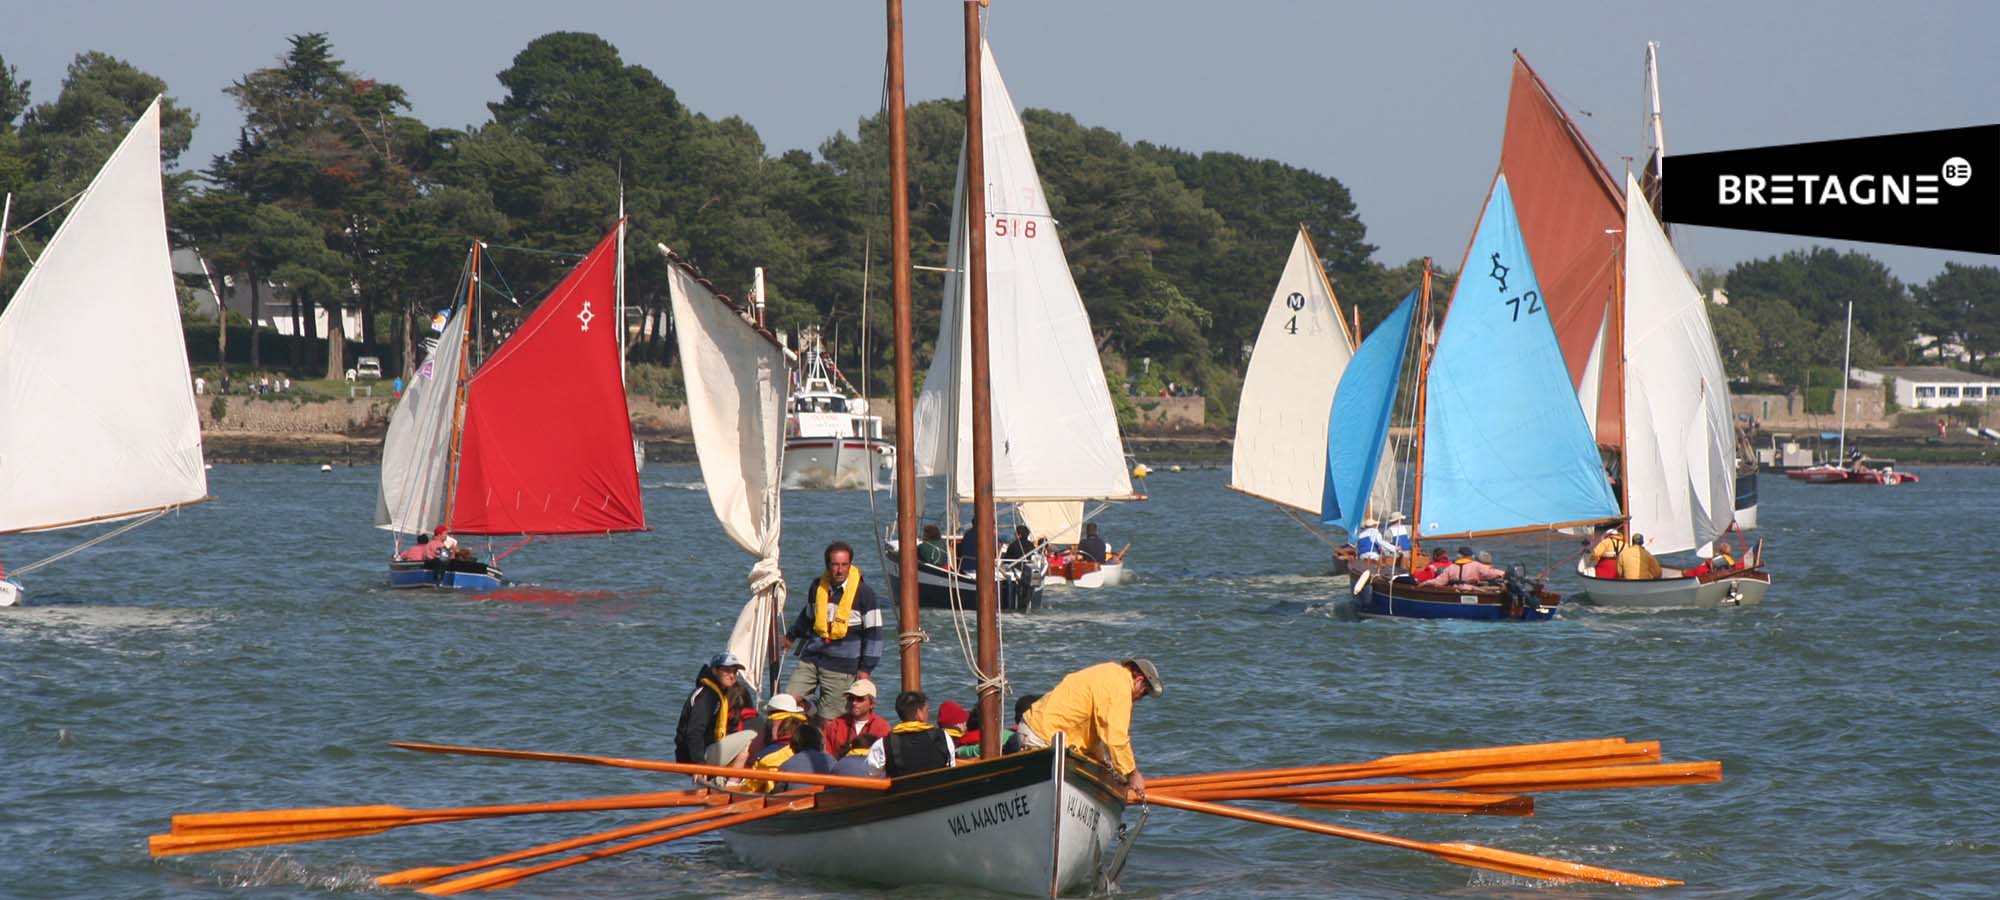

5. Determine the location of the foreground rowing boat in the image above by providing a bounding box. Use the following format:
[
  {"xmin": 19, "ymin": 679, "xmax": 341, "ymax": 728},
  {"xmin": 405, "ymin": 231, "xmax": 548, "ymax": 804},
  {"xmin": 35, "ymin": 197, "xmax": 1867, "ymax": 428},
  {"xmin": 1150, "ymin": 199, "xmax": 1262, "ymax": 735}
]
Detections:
[{"xmin": 724, "ymin": 735, "xmax": 1125, "ymax": 897}]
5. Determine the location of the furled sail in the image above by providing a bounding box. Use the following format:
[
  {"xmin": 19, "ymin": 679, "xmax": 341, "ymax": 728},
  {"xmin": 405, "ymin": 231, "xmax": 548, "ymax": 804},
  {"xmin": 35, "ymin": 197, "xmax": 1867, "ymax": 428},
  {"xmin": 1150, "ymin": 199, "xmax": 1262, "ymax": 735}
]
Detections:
[
  {"xmin": 1499, "ymin": 53, "xmax": 1626, "ymax": 448},
  {"xmin": 666, "ymin": 253, "xmax": 789, "ymax": 694},
  {"xmin": 1620, "ymin": 175, "xmax": 1735, "ymax": 556},
  {"xmin": 912, "ymin": 38, "xmax": 1135, "ymax": 504},
  {"xmin": 0, "ymin": 100, "xmax": 207, "ymax": 534},
  {"xmin": 1231, "ymin": 227, "xmax": 1354, "ymax": 513},
  {"xmin": 1417, "ymin": 176, "xmax": 1620, "ymax": 538},
  {"xmin": 375, "ymin": 305, "xmax": 468, "ymax": 534},
  {"xmin": 450, "ymin": 227, "xmax": 645, "ymax": 535},
  {"xmin": 1322, "ymin": 288, "xmax": 1418, "ymax": 535}
]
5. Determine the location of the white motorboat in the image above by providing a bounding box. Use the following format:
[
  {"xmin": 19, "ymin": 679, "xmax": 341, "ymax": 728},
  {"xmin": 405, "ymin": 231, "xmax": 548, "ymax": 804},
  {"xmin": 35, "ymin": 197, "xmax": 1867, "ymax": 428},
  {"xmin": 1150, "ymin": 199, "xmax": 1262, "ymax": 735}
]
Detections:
[{"xmin": 782, "ymin": 327, "xmax": 895, "ymax": 490}]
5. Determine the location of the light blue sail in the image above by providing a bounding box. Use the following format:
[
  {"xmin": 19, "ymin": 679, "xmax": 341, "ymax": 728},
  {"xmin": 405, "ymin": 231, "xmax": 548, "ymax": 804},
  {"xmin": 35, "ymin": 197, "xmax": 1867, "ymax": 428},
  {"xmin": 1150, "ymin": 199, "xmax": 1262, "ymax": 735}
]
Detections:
[
  {"xmin": 1321, "ymin": 287, "xmax": 1418, "ymax": 534},
  {"xmin": 1417, "ymin": 176, "xmax": 1619, "ymax": 538}
]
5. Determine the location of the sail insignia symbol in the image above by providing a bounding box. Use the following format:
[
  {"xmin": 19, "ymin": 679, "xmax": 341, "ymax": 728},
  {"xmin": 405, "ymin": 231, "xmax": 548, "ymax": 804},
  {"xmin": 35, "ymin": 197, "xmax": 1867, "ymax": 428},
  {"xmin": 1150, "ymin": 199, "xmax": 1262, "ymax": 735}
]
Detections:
[
  {"xmin": 577, "ymin": 301, "xmax": 595, "ymax": 332},
  {"xmin": 1487, "ymin": 253, "xmax": 1510, "ymax": 293}
]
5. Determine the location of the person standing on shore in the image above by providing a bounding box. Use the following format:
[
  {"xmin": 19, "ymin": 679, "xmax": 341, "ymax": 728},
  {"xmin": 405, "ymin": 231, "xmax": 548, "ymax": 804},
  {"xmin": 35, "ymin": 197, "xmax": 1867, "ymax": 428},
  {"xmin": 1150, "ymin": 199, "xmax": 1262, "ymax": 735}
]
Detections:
[{"xmin": 783, "ymin": 541, "xmax": 882, "ymax": 727}]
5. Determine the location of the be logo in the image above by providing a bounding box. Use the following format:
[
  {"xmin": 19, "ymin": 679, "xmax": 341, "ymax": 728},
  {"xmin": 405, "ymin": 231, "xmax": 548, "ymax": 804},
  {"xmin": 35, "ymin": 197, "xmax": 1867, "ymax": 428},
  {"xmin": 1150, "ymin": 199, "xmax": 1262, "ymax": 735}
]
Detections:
[
  {"xmin": 1663, "ymin": 124, "xmax": 2000, "ymax": 254},
  {"xmin": 1942, "ymin": 157, "xmax": 1972, "ymax": 187}
]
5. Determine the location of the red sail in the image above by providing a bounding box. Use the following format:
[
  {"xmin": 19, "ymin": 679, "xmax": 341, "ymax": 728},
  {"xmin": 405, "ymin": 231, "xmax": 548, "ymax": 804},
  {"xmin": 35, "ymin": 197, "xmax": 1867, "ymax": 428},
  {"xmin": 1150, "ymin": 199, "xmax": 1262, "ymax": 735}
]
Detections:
[
  {"xmin": 449, "ymin": 227, "xmax": 645, "ymax": 535},
  {"xmin": 1499, "ymin": 53, "xmax": 1626, "ymax": 448}
]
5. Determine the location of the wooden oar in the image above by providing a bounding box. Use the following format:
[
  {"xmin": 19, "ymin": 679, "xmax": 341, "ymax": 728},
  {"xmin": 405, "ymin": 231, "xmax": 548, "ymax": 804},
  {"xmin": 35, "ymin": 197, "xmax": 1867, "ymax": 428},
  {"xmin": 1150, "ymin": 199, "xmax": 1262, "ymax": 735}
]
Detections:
[
  {"xmin": 152, "ymin": 822, "xmax": 423, "ymax": 856},
  {"xmin": 170, "ymin": 789, "xmax": 711, "ymax": 832},
  {"xmin": 388, "ymin": 740, "xmax": 890, "ymax": 791},
  {"xmin": 1148, "ymin": 794, "xmax": 1680, "ymax": 887},
  {"xmin": 417, "ymin": 795, "xmax": 814, "ymax": 895},
  {"xmin": 377, "ymin": 799, "xmax": 774, "ymax": 886},
  {"xmin": 1158, "ymin": 761, "xmax": 1721, "ymax": 802},
  {"xmin": 1151, "ymin": 738, "xmax": 1653, "ymax": 790},
  {"xmin": 1294, "ymin": 791, "xmax": 1533, "ymax": 816}
]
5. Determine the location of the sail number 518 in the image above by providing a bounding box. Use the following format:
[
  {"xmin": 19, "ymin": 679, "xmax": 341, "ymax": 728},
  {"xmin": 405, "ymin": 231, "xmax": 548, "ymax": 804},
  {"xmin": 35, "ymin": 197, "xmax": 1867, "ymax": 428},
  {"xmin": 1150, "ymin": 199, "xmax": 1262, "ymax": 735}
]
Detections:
[{"xmin": 994, "ymin": 218, "xmax": 1038, "ymax": 238}]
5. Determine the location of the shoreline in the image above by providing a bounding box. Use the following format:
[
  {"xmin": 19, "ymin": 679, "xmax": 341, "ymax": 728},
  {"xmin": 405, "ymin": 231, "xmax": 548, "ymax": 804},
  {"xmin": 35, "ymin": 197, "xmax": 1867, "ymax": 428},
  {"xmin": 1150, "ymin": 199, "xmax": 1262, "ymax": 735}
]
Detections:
[{"xmin": 197, "ymin": 428, "xmax": 1995, "ymax": 467}]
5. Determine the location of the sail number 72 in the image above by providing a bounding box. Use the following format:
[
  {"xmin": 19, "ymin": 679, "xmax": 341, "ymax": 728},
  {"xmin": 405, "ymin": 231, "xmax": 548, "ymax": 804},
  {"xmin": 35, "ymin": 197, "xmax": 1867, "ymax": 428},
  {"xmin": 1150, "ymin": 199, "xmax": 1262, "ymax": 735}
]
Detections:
[{"xmin": 1504, "ymin": 291, "xmax": 1542, "ymax": 321}]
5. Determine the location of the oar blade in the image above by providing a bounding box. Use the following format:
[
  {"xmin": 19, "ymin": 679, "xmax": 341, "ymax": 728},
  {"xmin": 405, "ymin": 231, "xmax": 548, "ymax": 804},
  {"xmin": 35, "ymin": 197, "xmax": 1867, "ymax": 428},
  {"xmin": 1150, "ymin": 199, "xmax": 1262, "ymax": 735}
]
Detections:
[
  {"xmin": 171, "ymin": 804, "xmax": 410, "ymax": 832},
  {"xmin": 1435, "ymin": 842, "xmax": 1683, "ymax": 888},
  {"xmin": 1293, "ymin": 791, "xmax": 1534, "ymax": 816},
  {"xmin": 149, "ymin": 823, "xmax": 392, "ymax": 856}
]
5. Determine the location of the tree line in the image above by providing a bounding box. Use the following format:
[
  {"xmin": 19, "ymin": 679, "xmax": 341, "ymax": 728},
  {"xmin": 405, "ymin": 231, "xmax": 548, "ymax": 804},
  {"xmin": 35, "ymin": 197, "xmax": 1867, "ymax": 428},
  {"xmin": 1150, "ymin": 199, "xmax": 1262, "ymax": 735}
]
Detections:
[{"xmin": 1, "ymin": 34, "xmax": 1992, "ymax": 426}]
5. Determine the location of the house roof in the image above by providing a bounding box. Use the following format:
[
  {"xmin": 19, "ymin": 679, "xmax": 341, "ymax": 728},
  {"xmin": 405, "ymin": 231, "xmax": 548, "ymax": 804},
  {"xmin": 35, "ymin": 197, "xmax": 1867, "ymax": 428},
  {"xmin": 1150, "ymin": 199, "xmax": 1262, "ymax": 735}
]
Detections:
[{"xmin": 1870, "ymin": 366, "xmax": 2000, "ymax": 385}]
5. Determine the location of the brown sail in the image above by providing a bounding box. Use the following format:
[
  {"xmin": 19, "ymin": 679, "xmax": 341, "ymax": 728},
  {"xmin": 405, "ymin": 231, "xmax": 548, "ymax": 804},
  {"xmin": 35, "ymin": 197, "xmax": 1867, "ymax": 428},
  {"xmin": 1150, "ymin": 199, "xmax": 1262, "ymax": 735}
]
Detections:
[{"xmin": 1498, "ymin": 52, "xmax": 1625, "ymax": 447}]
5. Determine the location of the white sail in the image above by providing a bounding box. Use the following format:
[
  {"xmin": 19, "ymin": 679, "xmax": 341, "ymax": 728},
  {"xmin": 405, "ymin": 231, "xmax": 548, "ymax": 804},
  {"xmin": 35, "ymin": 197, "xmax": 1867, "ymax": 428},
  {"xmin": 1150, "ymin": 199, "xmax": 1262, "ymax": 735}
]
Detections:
[
  {"xmin": 913, "ymin": 39, "xmax": 1135, "ymax": 504},
  {"xmin": 1016, "ymin": 500, "xmax": 1085, "ymax": 545},
  {"xmin": 375, "ymin": 306, "xmax": 468, "ymax": 534},
  {"xmin": 1620, "ymin": 174, "xmax": 1734, "ymax": 556},
  {"xmin": 667, "ymin": 256, "xmax": 789, "ymax": 694},
  {"xmin": 1230, "ymin": 227, "xmax": 1353, "ymax": 513},
  {"xmin": 0, "ymin": 100, "xmax": 207, "ymax": 533},
  {"xmin": 1577, "ymin": 305, "xmax": 1610, "ymax": 440}
]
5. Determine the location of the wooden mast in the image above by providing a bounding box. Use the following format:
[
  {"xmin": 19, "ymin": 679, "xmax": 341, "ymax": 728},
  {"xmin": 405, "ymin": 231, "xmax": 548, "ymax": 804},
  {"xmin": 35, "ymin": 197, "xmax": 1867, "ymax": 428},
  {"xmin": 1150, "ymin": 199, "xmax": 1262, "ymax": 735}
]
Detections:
[
  {"xmin": 1612, "ymin": 235, "xmax": 1631, "ymax": 537},
  {"xmin": 443, "ymin": 242, "xmax": 479, "ymax": 521},
  {"xmin": 886, "ymin": 0, "xmax": 922, "ymax": 691},
  {"xmin": 1408, "ymin": 259, "xmax": 1433, "ymax": 564},
  {"xmin": 962, "ymin": 0, "xmax": 1002, "ymax": 760}
]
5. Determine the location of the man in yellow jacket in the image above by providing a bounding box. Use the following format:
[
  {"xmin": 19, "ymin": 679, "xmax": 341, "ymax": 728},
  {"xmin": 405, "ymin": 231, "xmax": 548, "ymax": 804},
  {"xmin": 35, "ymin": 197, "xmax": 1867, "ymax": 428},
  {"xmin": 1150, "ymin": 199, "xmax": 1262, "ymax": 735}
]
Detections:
[
  {"xmin": 1018, "ymin": 659, "xmax": 1163, "ymax": 798},
  {"xmin": 1617, "ymin": 532, "xmax": 1663, "ymax": 580}
]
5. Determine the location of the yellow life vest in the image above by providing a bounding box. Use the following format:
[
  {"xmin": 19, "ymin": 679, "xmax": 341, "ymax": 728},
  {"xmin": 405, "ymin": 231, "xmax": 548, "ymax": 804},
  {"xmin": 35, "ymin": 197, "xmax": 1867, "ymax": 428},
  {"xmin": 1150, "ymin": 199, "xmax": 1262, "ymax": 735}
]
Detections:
[
  {"xmin": 742, "ymin": 743, "xmax": 798, "ymax": 793},
  {"xmin": 699, "ymin": 676, "xmax": 730, "ymax": 742},
  {"xmin": 814, "ymin": 568, "xmax": 862, "ymax": 640}
]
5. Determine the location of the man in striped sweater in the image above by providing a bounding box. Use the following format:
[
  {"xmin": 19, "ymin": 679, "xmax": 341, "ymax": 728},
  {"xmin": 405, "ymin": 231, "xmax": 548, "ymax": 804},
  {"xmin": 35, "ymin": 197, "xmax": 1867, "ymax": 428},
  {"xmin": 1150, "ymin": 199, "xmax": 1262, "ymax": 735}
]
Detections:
[{"xmin": 782, "ymin": 541, "xmax": 883, "ymax": 728}]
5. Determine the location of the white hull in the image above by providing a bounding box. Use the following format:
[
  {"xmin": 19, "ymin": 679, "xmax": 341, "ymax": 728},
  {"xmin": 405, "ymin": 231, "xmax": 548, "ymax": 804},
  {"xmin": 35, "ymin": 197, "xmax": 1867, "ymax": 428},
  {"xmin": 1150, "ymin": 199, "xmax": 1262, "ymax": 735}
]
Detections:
[
  {"xmin": 0, "ymin": 579, "xmax": 19, "ymax": 607},
  {"xmin": 1052, "ymin": 560, "xmax": 1125, "ymax": 589},
  {"xmin": 782, "ymin": 437, "xmax": 894, "ymax": 490},
  {"xmin": 1576, "ymin": 560, "xmax": 1770, "ymax": 609},
  {"xmin": 724, "ymin": 740, "xmax": 1124, "ymax": 896},
  {"xmin": 1734, "ymin": 504, "xmax": 1759, "ymax": 530}
]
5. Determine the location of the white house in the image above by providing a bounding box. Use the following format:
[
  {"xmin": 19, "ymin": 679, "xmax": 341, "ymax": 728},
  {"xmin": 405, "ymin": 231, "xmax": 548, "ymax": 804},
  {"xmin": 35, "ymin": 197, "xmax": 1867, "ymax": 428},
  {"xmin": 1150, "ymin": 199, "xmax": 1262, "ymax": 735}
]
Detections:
[
  {"xmin": 1858, "ymin": 365, "xmax": 2000, "ymax": 409},
  {"xmin": 172, "ymin": 248, "xmax": 365, "ymax": 342}
]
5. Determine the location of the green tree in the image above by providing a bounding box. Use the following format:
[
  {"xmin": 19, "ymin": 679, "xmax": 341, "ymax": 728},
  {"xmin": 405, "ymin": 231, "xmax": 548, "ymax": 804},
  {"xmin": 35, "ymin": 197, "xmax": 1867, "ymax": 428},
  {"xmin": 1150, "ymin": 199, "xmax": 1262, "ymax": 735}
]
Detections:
[
  {"xmin": 1913, "ymin": 263, "xmax": 2000, "ymax": 365},
  {"xmin": 208, "ymin": 33, "xmax": 434, "ymax": 378}
]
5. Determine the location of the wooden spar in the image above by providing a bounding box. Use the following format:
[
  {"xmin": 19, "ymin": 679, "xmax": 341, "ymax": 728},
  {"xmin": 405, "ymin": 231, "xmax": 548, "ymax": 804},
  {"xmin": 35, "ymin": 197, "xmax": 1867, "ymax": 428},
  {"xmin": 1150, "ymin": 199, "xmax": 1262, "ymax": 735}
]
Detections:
[
  {"xmin": 887, "ymin": 0, "xmax": 921, "ymax": 691},
  {"xmin": 1409, "ymin": 259, "xmax": 1432, "ymax": 563},
  {"xmin": 962, "ymin": 0, "xmax": 1002, "ymax": 759},
  {"xmin": 443, "ymin": 242, "xmax": 478, "ymax": 522},
  {"xmin": 0, "ymin": 496, "xmax": 215, "ymax": 536},
  {"xmin": 1297, "ymin": 224, "xmax": 1354, "ymax": 350},
  {"xmin": 1613, "ymin": 229, "xmax": 1630, "ymax": 535},
  {"xmin": 1417, "ymin": 515, "xmax": 1626, "ymax": 544}
]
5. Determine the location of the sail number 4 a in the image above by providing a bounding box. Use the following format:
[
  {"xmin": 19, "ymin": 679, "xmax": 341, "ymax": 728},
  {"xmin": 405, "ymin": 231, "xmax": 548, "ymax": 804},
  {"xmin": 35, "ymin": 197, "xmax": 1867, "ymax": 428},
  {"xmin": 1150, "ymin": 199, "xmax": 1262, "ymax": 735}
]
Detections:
[
  {"xmin": 1504, "ymin": 290, "xmax": 1543, "ymax": 322},
  {"xmin": 994, "ymin": 217, "xmax": 1038, "ymax": 238},
  {"xmin": 1284, "ymin": 292, "xmax": 1305, "ymax": 334}
]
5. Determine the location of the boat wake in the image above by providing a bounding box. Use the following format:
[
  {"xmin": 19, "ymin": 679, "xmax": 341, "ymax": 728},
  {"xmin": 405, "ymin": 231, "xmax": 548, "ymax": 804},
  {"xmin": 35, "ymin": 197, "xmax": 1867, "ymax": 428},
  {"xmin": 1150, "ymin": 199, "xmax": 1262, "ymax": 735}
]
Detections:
[{"xmin": 204, "ymin": 855, "xmax": 380, "ymax": 892}]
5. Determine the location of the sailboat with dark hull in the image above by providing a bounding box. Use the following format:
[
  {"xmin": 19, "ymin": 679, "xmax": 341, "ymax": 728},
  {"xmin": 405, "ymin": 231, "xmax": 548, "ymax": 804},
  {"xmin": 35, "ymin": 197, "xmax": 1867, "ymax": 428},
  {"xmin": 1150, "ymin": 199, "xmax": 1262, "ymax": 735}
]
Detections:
[
  {"xmin": 1338, "ymin": 178, "xmax": 1622, "ymax": 621},
  {"xmin": 376, "ymin": 225, "xmax": 646, "ymax": 590}
]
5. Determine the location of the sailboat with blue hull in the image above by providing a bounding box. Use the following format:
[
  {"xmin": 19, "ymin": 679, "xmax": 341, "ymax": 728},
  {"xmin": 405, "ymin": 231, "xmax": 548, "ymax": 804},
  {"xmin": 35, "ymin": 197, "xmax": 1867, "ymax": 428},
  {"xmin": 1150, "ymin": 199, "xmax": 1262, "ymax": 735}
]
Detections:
[{"xmin": 1338, "ymin": 177, "xmax": 1620, "ymax": 621}]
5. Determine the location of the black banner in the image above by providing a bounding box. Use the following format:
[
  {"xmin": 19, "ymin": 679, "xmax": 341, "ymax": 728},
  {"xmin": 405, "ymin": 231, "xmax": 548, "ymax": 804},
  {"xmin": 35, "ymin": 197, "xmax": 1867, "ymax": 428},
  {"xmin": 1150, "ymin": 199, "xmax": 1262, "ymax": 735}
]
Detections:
[{"xmin": 1663, "ymin": 125, "xmax": 1999, "ymax": 254}]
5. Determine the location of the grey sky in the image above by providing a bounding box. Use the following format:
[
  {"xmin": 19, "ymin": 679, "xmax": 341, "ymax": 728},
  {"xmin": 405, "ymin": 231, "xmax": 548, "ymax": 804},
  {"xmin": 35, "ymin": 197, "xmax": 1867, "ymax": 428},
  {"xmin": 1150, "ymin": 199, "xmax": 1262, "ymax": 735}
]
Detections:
[{"xmin": 6, "ymin": 1, "xmax": 1993, "ymax": 284}]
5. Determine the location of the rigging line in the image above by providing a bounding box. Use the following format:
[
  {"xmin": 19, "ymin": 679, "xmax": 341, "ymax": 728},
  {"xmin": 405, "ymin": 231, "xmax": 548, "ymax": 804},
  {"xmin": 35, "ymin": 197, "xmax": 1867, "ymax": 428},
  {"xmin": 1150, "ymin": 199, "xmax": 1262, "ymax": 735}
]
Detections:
[
  {"xmin": 13, "ymin": 510, "xmax": 169, "ymax": 576},
  {"xmin": 483, "ymin": 242, "xmax": 587, "ymax": 259},
  {"xmin": 1277, "ymin": 505, "xmax": 1342, "ymax": 552},
  {"xmin": 5, "ymin": 187, "xmax": 86, "ymax": 237}
]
